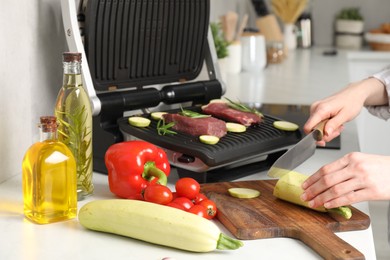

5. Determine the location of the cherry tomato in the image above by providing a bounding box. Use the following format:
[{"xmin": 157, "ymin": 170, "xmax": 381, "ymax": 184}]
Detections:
[
  {"xmin": 172, "ymin": 197, "xmax": 194, "ymax": 211},
  {"xmin": 199, "ymin": 199, "xmax": 217, "ymax": 219},
  {"xmin": 175, "ymin": 177, "xmax": 200, "ymax": 200},
  {"xmin": 188, "ymin": 205, "xmax": 208, "ymax": 218},
  {"xmin": 143, "ymin": 184, "xmax": 173, "ymax": 205},
  {"xmin": 166, "ymin": 201, "xmax": 186, "ymax": 211},
  {"xmin": 193, "ymin": 193, "xmax": 208, "ymax": 204},
  {"xmin": 171, "ymin": 191, "xmax": 178, "ymax": 201}
]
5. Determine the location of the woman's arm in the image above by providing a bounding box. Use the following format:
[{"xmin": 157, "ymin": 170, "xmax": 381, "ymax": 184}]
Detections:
[
  {"xmin": 366, "ymin": 68, "xmax": 390, "ymax": 120},
  {"xmin": 303, "ymin": 77, "xmax": 387, "ymax": 145},
  {"xmin": 301, "ymin": 68, "xmax": 390, "ymax": 208}
]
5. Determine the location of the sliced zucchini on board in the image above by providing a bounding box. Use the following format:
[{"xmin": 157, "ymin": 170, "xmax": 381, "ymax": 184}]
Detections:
[
  {"xmin": 228, "ymin": 188, "xmax": 260, "ymax": 198},
  {"xmin": 128, "ymin": 117, "xmax": 151, "ymax": 127},
  {"xmin": 273, "ymin": 121, "xmax": 299, "ymax": 131},
  {"xmin": 226, "ymin": 122, "xmax": 246, "ymax": 133},
  {"xmin": 151, "ymin": 112, "xmax": 167, "ymax": 120},
  {"xmin": 199, "ymin": 135, "xmax": 220, "ymax": 145}
]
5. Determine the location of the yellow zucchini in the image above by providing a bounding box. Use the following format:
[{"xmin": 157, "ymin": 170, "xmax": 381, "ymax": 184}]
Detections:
[
  {"xmin": 128, "ymin": 116, "xmax": 151, "ymax": 127},
  {"xmin": 226, "ymin": 122, "xmax": 246, "ymax": 133},
  {"xmin": 78, "ymin": 199, "xmax": 243, "ymax": 252},
  {"xmin": 273, "ymin": 120, "xmax": 299, "ymax": 131},
  {"xmin": 273, "ymin": 171, "xmax": 352, "ymax": 219},
  {"xmin": 228, "ymin": 188, "xmax": 260, "ymax": 198},
  {"xmin": 151, "ymin": 112, "xmax": 167, "ymax": 120},
  {"xmin": 199, "ymin": 135, "xmax": 220, "ymax": 145}
]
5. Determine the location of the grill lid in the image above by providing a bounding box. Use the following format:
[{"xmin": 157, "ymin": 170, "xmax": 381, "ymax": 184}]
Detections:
[{"xmin": 84, "ymin": 0, "xmax": 210, "ymax": 91}]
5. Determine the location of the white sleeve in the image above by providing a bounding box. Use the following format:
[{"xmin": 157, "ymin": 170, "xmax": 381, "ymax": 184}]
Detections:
[{"xmin": 366, "ymin": 67, "xmax": 390, "ymax": 120}]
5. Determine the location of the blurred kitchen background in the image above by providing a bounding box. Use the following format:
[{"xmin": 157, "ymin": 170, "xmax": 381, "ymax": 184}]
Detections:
[
  {"xmin": 210, "ymin": 0, "xmax": 390, "ymax": 46},
  {"xmin": 1, "ymin": 0, "xmax": 390, "ymax": 259}
]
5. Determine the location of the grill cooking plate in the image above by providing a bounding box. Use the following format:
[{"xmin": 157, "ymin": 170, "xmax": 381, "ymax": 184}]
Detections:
[{"xmin": 118, "ymin": 107, "xmax": 301, "ymax": 176}]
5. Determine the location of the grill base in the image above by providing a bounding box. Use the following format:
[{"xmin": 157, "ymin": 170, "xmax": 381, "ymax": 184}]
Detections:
[{"xmin": 175, "ymin": 149, "xmax": 286, "ymax": 183}]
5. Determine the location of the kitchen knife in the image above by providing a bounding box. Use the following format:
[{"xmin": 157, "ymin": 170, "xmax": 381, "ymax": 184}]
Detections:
[{"xmin": 268, "ymin": 120, "xmax": 327, "ymax": 178}]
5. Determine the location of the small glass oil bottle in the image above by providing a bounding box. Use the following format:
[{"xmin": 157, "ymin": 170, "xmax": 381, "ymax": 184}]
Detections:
[
  {"xmin": 55, "ymin": 52, "xmax": 93, "ymax": 200},
  {"xmin": 22, "ymin": 116, "xmax": 77, "ymax": 224}
]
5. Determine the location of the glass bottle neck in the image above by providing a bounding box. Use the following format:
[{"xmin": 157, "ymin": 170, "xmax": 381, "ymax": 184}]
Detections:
[
  {"xmin": 40, "ymin": 129, "xmax": 58, "ymax": 142},
  {"xmin": 63, "ymin": 61, "xmax": 81, "ymax": 74},
  {"xmin": 63, "ymin": 61, "xmax": 82, "ymax": 86}
]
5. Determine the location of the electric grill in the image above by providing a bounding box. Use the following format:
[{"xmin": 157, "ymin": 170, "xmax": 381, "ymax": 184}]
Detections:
[{"xmin": 61, "ymin": 0, "xmax": 301, "ymax": 182}]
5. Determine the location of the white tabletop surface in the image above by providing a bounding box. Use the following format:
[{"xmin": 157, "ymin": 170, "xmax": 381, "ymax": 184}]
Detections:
[
  {"xmin": 224, "ymin": 47, "xmax": 351, "ymax": 106},
  {"xmin": 0, "ymin": 48, "xmax": 378, "ymax": 260}
]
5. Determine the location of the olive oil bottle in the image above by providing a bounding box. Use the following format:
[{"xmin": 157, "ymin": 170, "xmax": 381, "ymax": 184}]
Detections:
[
  {"xmin": 22, "ymin": 116, "xmax": 77, "ymax": 224},
  {"xmin": 55, "ymin": 52, "xmax": 93, "ymax": 200}
]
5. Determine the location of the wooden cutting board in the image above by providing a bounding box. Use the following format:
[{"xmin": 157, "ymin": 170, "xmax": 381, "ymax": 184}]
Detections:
[{"xmin": 200, "ymin": 180, "xmax": 370, "ymax": 260}]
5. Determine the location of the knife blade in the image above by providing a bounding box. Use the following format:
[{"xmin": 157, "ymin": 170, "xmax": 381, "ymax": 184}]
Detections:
[{"xmin": 267, "ymin": 120, "xmax": 327, "ymax": 178}]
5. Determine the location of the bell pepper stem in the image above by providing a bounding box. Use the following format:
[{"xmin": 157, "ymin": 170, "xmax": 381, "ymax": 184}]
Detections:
[{"xmin": 143, "ymin": 161, "xmax": 168, "ymax": 186}]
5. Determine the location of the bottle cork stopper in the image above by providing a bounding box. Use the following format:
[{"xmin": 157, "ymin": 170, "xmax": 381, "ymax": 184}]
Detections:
[
  {"xmin": 63, "ymin": 52, "xmax": 82, "ymax": 62},
  {"xmin": 40, "ymin": 116, "xmax": 58, "ymax": 132}
]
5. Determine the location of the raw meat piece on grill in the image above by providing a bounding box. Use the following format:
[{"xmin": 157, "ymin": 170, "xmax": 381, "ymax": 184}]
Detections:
[
  {"xmin": 162, "ymin": 113, "xmax": 227, "ymax": 138},
  {"xmin": 202, "ymin": 102, "xmax": 262, "ymax": 126}
]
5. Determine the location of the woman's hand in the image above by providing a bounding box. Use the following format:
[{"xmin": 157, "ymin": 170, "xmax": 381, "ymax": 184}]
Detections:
[
  {"xmin": 304, "ymin": 78, "xmax": 387, "ymax": 146},
  {"xmin": 301, "ymin": 152, "xmax": 390, "ymax": 208}
]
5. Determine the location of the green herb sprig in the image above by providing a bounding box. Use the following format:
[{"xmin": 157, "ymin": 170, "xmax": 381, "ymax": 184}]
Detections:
[
  {"xmin": 179, "ymin": 107, "xmax": 211, "ymax": 118},
  {"xmin": 56, "ymin": 105, "xmax": 93, "ymax": 193},
  {"xmin": 157, "ymin": 119, "xmax": 177, "ymax": 136},
  {"xmin": 225, "ymin": 98, "xmax": 263, "ymax": 117}
]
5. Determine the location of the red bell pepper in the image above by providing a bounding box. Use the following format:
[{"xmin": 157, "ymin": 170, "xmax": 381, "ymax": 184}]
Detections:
[{"xmin": 105, "ymin": 140, "xmax": 171, "ymax": 200}]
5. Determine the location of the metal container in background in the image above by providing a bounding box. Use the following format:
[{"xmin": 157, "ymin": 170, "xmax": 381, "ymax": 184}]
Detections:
[{"xmin": 297, "ymin": 13, "xmax": 312, "ymax": 48}]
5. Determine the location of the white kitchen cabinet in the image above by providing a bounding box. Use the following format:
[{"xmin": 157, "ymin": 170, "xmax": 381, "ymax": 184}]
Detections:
[{"xmin": 347, "ymin": 51, "xmax": 390, "ymax": 155}]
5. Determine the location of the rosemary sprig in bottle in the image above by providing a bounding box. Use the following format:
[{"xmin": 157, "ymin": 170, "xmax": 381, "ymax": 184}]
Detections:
[{"xmin": 56, "ymin": 105, "xmax": 93, "ymax": 194}]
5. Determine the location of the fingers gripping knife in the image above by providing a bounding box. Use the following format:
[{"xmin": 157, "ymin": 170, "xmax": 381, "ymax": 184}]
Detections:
[{"xmin": 268, "ymin": 120, "xmax": 327, "ymax": 178}]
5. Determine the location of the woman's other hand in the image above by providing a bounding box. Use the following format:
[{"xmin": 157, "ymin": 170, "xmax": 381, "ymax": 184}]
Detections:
[{"xmin": 301, "ymin": 152, "xmax": 390, "ymax": 209}]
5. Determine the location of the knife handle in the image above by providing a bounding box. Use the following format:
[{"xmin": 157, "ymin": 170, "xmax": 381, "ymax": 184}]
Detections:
[{"xmin": 313, "ymin": 119, "xmax": 328, "ymax": 141}]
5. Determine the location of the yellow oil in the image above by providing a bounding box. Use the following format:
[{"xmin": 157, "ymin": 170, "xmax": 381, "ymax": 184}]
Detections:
[{"xmin": 22, "ymin": 139, "xmax": 77, "ymax": 224}]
